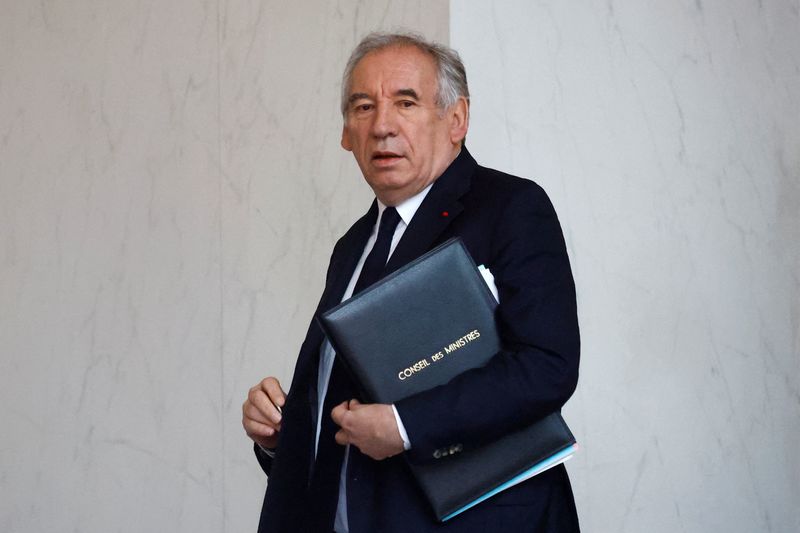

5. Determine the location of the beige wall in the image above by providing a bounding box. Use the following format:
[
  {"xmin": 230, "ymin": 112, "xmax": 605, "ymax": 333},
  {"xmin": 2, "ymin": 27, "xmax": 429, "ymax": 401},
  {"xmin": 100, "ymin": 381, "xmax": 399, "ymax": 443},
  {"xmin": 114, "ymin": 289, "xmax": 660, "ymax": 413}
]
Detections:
[{"xmin": 0, "ymin": 2, "xmax": 447, "ymax": 531}]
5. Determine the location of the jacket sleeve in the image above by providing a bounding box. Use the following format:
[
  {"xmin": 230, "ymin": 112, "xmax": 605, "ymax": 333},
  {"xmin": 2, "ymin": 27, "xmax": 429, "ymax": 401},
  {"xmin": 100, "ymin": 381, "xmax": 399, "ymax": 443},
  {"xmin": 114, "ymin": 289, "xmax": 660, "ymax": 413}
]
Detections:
[
  {"xmin": 250, "ymin": 235, "xmax": 349, "ymax": 478},
  {"xmin": 254, "ymin": 442, "xmax": 274, "ymax": 475},
  {"xmin": 394, "ymin": 182, "xmax": 580, "ymax": 464}
]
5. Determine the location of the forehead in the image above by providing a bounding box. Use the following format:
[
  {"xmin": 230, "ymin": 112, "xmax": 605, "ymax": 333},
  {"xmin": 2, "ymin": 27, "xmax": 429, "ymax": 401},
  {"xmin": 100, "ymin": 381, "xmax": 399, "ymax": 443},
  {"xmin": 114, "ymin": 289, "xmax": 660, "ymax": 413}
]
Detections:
[{"xmin": 349, "ymin": 45, "xmax": 438, "ymax": 96}]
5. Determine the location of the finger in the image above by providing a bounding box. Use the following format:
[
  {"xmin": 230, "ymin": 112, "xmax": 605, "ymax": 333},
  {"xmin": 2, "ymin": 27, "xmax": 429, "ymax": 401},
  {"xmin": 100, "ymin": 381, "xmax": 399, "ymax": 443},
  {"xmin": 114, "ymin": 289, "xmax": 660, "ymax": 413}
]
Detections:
[
  {"xmin": 331, "ymin": 401, "xmax": 350, "ymax": 426},
  {"xmin": 260, "ymin": 377, "xmax": 287, "ymax": 410},
  {"xmin": 242, "ymin": 398, "xmax": 267, "ymax": 422},
  {"xmin": 348, "ymin": 399, "xmax": 364, "ymax": 410},
  {"xmin": 334, "ymin": 429, "xmax": 350, "ymax": 446},
  {"xmin": 243, "ymin": 402, "xmax": 281, "ymax": 431},
  {"xmin": 243, "ymin": 417, "xmax": 277, "ymax": 438},
  {"xmin": 249, "ymin": 388, "xmax": 283, "ymax": 425}
]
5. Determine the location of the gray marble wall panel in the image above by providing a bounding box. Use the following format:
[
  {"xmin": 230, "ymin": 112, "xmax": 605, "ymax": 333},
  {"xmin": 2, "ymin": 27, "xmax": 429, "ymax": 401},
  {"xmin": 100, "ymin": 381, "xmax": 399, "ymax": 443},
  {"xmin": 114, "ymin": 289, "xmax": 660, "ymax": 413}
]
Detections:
[
  {"xmin": 0, "ymin": 1, "xmax": 447, "ymax": 532},
  {"xmin": 0, "ymin": 2, "xmax": 223, "ymax": 531},
  {"xmin": 452, "ymin": 1, "xmax": 799, "ymax": 532}
]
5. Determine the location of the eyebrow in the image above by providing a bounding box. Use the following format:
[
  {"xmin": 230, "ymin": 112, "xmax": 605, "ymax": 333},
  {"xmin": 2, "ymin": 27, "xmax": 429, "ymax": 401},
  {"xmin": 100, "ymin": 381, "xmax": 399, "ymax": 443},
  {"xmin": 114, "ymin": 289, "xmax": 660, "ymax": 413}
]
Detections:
[
  {"xmin": 347, "ymin": 88, "xmax": 421, "ymax": 105},
  {"xmin": 396, "ymin": 88, "xmax": 420, "ymax": 100},
  {"xmin": 348, "ymin": 93, "xmax": 370, "ymax": 105}
]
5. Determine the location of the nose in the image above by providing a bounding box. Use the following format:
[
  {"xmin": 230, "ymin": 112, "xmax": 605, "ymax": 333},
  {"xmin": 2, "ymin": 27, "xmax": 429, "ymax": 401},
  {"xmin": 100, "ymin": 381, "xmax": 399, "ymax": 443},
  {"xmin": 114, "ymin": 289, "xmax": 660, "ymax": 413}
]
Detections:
[{"xmin": 370, "ymin": 102, "xmax": 397, "ymax": 139}]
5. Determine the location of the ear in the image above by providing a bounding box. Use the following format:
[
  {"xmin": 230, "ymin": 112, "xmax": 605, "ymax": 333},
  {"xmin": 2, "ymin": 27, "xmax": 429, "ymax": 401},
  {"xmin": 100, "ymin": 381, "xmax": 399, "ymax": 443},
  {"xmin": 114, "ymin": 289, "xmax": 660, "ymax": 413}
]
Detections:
[
  {"xmin": 448, "ymin": 96, "xmax": 469, "ymax": 145},
  {"xmin": 341, "ymin": 123, "xmax": 353, "ymax": 152}
]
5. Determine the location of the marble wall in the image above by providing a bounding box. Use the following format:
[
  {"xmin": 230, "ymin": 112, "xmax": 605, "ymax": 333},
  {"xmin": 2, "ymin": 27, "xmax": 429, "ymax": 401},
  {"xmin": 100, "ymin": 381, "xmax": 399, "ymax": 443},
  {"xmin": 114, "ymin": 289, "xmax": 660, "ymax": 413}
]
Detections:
[
  {"xmin": 452, "ymin": 0, "xmax": 800, "ymax": 531},
  {"xmin": 0, "ymin": 1, "xmax": 446, "ymax": 532},
  {"xmin": 2, "ymin": 0, "xmax": 798, "ymax": 531}
]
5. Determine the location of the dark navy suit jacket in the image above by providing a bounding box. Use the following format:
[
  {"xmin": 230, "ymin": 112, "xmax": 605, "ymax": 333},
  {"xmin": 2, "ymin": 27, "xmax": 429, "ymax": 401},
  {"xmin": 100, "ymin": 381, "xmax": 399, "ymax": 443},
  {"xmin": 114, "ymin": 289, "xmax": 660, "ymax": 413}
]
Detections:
[{"xmin": 255, "ymin": 149, "xmax": 581, "ymax": 532}]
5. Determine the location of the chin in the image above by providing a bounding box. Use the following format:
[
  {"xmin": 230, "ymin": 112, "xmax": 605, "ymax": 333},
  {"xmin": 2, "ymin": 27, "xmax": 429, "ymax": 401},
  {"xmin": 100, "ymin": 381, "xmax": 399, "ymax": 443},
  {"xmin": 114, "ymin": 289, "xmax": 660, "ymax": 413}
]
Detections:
[{"xmin": 366, "ymin": 172, "xmax": 412, "ymax": 191}]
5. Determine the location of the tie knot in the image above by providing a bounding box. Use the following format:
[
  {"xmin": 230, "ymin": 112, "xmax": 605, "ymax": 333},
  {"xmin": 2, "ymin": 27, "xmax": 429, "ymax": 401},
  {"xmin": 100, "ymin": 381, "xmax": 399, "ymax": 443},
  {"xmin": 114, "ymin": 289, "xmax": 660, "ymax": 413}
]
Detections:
[{"xmin": 379, "ymin": 206, "xmax": 401, "ymax": 234}]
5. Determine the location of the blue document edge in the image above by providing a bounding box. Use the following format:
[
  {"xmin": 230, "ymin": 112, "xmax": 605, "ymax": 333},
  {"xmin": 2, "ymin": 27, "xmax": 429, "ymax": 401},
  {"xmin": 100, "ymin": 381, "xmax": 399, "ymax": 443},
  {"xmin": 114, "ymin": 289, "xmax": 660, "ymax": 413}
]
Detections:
[{"xmin": 441, "ymin": 443, "xmax": 580, "ymax": 522}]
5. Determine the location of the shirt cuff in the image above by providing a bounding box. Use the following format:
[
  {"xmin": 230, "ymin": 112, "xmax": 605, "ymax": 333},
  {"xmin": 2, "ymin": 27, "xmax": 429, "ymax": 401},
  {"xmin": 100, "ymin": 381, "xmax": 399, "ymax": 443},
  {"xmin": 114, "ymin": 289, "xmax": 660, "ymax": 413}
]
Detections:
[
  {"xmin": 391, "ymin": 404, "xmax": 412, "ymax": 450},
  {"xmin": 258, "ymin": 444, "xmax": 277, "ymax": 458}
]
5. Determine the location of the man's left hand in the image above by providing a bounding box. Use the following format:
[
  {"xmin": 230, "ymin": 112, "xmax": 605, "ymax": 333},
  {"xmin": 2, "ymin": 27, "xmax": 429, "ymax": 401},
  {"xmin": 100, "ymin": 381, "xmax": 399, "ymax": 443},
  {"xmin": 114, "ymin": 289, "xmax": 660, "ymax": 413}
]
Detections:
[{"xmin": 331, "ymin": 400, "xmax": 405, "ymax": 460}]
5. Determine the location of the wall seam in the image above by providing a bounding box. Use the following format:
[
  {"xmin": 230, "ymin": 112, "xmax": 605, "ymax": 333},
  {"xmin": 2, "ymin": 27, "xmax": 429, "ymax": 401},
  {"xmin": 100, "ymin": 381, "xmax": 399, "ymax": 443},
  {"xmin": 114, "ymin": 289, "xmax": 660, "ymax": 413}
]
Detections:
[{"xmin": 216, "ymin": 0, "xmax": 227, "ymax": 530}]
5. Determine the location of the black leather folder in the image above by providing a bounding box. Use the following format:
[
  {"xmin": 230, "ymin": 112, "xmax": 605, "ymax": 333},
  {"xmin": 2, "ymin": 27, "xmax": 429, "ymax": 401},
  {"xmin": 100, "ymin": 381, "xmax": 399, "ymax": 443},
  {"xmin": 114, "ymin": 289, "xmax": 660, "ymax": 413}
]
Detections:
[{"xmin": 318, "ymin": 238, "xmax": 576, "ymax": 521}]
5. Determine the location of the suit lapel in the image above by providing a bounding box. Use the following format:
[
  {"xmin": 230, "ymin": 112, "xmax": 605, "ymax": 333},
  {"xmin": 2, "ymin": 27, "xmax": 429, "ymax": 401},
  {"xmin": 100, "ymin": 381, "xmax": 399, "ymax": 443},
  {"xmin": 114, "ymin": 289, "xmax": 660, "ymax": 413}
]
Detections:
[
  {"xmin": 384, "ymin": 148, "xmax": 476, "ymax": 274},
  {"xmin": 300, "ymin": 201, "xmax": 376, "ymax": 375},
  {"xmin": 318, "ymin": 201, "xmax": 378, "ymax": 313},
  {"xmin": 304, "ymin": 201, "xmax": 377, "ymax": 481}
]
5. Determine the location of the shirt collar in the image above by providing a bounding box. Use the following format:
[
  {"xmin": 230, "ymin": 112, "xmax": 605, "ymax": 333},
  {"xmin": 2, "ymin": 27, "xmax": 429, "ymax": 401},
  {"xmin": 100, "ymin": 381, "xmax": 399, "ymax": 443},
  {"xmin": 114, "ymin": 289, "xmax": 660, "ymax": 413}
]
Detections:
[{"xmin": 376, "ymin": 182, "xmax": 434, "ymax": 226}]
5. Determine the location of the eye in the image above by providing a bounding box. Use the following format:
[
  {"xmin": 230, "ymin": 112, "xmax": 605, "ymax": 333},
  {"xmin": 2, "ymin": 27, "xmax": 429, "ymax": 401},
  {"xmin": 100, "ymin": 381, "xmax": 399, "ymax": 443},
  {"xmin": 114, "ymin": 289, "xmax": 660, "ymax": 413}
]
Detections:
[
  {"xmin": 399, "ymin": 100, "xmax": 416, "ymax": 108},
  {"xmin": 355, "ymin": 103, "xmax": 373, "ymax": 112}
]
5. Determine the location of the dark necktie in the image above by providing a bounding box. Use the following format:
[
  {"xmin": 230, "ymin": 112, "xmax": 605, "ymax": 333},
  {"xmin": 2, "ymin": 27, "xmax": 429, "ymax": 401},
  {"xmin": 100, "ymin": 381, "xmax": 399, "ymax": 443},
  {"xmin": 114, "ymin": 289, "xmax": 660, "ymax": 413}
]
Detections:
[
  {"xmin": 352, "ymin": 206, "xmax": 402, "ymax": 295},
  {"xmin": 309, "ymin": 207, "xmax": 402, "ymax": 526}
]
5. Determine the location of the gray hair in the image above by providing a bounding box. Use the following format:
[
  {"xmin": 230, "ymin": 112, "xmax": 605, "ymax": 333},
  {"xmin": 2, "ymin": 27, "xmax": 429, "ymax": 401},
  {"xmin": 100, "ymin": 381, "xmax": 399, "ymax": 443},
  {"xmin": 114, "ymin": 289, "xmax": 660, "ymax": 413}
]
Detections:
[{"xmin": 340, "ymin": 31, "xmax": 469, "ymax": 117}]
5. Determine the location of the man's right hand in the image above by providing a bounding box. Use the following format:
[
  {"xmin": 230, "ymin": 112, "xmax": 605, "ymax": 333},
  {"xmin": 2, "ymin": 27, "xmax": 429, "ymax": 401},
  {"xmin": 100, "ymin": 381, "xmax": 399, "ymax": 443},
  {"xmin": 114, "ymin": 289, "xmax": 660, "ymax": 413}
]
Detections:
[{"xmin": 242, "ymin": 377, "xmax": 286, "ymax": 450}]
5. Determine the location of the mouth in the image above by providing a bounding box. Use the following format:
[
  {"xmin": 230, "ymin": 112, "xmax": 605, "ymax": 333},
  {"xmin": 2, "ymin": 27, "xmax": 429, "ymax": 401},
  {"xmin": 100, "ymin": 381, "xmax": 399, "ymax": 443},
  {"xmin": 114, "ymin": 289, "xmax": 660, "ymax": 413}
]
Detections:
[{"xmin": 371, "ymin": 151, "xmax": 404, "ymax": 167}]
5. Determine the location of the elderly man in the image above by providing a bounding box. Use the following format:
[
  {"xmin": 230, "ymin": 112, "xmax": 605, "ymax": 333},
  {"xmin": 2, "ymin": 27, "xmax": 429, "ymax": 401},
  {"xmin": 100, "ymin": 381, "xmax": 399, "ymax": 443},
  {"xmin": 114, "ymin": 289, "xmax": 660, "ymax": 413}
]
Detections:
[{"xmin": 242, "ymin": 32, "xmax": 580, "ymax": 533}]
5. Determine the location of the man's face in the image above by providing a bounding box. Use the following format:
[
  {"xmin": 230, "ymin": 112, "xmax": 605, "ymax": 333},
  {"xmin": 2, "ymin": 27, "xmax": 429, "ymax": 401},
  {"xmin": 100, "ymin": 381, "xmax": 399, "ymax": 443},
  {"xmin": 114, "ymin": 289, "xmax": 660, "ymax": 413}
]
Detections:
[{"xmin": 341, "ymin": 45, "xmax": 465, "ymax": 206}]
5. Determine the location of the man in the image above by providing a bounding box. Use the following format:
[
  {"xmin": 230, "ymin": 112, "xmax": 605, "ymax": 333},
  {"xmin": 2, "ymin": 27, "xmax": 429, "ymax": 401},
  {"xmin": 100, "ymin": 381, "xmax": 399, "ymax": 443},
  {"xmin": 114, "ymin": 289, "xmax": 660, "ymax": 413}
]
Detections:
[{"xmin": 242, "ymin": 32, "xmax": 580, "ymax": 532}]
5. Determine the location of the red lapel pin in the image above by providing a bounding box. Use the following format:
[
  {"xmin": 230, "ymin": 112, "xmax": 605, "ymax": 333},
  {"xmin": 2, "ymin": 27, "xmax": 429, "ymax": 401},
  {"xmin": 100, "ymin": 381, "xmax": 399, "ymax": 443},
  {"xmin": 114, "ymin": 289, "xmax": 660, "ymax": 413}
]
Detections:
[{"xmin": 441, "ymin": 211, "xmax": 449, "ymax": 217}]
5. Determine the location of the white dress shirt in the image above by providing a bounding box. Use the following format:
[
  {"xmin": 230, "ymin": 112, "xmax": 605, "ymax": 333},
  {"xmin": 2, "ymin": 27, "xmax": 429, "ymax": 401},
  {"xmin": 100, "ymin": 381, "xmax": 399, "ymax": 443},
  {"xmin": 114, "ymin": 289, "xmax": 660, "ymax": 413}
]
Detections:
[{"xmin": 316, "ymin": 183, "xmax": 433, "ymax": 533}]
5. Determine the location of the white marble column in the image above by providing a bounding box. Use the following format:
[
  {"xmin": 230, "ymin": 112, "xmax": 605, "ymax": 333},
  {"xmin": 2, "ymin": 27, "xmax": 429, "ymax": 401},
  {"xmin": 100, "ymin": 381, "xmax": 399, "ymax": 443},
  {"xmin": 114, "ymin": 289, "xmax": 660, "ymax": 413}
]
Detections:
[{"xmin": 452, "ymin": 1, "xmax": 800, "ymax": 531}]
